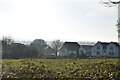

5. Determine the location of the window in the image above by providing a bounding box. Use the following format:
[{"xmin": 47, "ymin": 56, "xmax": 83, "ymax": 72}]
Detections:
[
  {"xmin": 97, "ymin": 51, "xmax": 100, "ymax": 55},
  {"xmin": 109, "ymin": 52, "xmax": 114, "ymax": 56},
  {"xmin": 110, "ymin": 47, "xmax": 113, "ymax": 50},
  {"xmin": 103, "ymin": 46, "xmax": 106, "ymax": 49},
  {"xmin": 104, "ymin": 50, "xmax": 106, "ymax": 53},
  {"xmin": 97, "ymin": 46, "xmax": 100, "ymax": 49}
]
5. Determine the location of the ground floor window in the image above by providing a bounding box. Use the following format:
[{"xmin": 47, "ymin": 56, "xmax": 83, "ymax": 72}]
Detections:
[{"xmin": 108, "ymin": 52, "xmax": 114, "ymax": 56}]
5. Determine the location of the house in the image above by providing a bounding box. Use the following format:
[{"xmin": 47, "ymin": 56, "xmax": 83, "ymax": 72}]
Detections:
[
  {"xmin": 44, "ymin": 45, "xmax": 55, "ymax": 56},
  {"xmin": 92, "ymin": 41, "xmax": 120, "ymax": 57},
  {"xmin": 58, "ymin": 42, "xmax": 80, "ymax": 56},
  {"xmin": 107, "ymin": 42, "xmax": 120, "ymax": 57},
  {"xmin": 79, "ymin": 45, "xmax": 93, "ymax": 56}
]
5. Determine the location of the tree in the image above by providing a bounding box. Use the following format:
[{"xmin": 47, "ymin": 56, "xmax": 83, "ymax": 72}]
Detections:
[
  {"xmin": 30, "ymin": 39, "xmax": 47, "ymax": 58},
  {"xmin": 2, "ymin": 36, "xmax": 14, "ymax": 45},
  {"xmin": 101, "ymin": 0, "xmax": 120, "ymax": 65},
  {"xmin": 51, "ymin": 40, "xmax": 63, "ymax": 57},
  {"xmin": 100, "ymin": 0, "xmax": 120, "ymax": 44},
  {"xmin": 1, "ymin": 36, "xmax": 14, "ymax": 58}
]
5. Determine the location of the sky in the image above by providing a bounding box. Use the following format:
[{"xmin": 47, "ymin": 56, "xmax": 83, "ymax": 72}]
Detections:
[{"xmin": 0, "ymin": 0, "xmax": 119, "ymax": 42}]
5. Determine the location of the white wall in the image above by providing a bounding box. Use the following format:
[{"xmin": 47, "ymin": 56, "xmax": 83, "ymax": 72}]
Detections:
[
  {"xmin": 92, "ymin": 43, "xmax": 103, "ymax": 56},
  {"xmin": 79, "ymin": 47, "xmax": 86, "ymax": 55},
  {"xmin": 107, "ymin": 43, "xmax": 118, "ymax": 57},
  {"xmin": 58, "ymin": 47, "xmax": 78, "ymax": 56},
  {"xmin": 92, "ymin": 42, "xmax": 119, "ymax": 57},
  {"xmin": 58, "ymin": 48, "xmax": 68, "ymax": 56}
]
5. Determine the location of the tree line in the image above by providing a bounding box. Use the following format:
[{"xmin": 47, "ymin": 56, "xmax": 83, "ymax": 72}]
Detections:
[{"xmin": 1, "ymin": 36, "xmax": 63, "ymax": 59}]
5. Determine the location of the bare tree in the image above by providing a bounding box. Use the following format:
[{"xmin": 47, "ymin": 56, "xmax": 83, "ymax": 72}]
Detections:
[
  {"xmin": 1, "ymin": 36, "xmax": 14, "ymax": 45},
  {"xmin": 51, "ymin": 40, "xmax": 63, "ymax": 57},
  {"xmin": 100, "ymin": 0, "xmax": 120, "ymax": 66},
  {"xmin": 1, "ymin": 36, "xmax": 14, "ymax": 59},
  {"xmin": 100, "ymin": 0, "xmax": 120, "ymax": 42},
  {"xmin": 100, "ymin": 0, "xmax": 120, "ymax": 7}
]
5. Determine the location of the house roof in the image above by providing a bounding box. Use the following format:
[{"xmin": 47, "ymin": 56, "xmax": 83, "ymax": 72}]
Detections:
[
  {"xmin": 81, "ymin": 45, "xmax": 94, "ymax": 50},
  {"xmin": 44, "ymin": 45, "xmax": 55, "ymax": 54},
  {"xmin": 11, "ymin": 43, "xmax": 24, "ymax": 46},
  {"xmin": 81, "ymin": 45, "xmax": 94, "ymax": 47},
  {"xmin": 59, "ymin": 42, "xmax": 80, "ymax": 51},
  {"xmin": 44, "ymin": 45, "xmax": 54, "ymax": 50},
  {"xmin": 81, "ymin": 45, "xmax": 93, "ymax": 54},
  {"xmin": 101, "ymin": 42, "xmax": 109, "ymax": 49},
  {"xmin": 96, "ymin": 41, "xmax": 120, "ymax": 48},
  {"xmin": 111, "ymin": 42, "xmax": 120, "ymax": 46}
]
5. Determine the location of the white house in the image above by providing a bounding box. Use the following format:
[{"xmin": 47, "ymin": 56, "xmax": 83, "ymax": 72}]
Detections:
[
  {"xmin": 107, "ymin": 42, "xmax": 120, "ymax": 57},
  {"xmin": 58, "ymin": 42, "xmax": 80, "ymax": 56},
  {"xmin": 92, "ymin": 41, "xmax": 120, "ymax": 57},
  {"xmin": 58, "ymin": 42, "xmax": 93, "ymax": 57}
]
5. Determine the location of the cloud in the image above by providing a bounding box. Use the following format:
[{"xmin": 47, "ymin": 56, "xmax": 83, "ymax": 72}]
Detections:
[{"xmin": 0, "ymin": 0, "xmax": 118, "ymax": 42}]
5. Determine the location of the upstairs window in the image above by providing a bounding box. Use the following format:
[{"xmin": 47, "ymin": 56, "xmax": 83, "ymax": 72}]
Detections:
[
  {"xmin": 103, "ymin": 46, "xmax": 106, "ymax": 49},
  {"xmin": 110, "ymin": 47, "xmax": 113, "ymax": 50},
  {"xmin": 97, "ymin": 46, "xmax": 100, "ymax": 49},
  {"xmin": 103, "ymin": 50, "xmax": 106, "ymax": 53}
]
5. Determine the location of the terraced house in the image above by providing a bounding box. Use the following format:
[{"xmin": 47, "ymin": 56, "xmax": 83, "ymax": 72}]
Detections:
[
  {"xmin": 58, "ymin": 42, "xmax": 93, "ymax": 56},
  {"xmin": 92, "ymin": 41, "xmax": 120, "ymax": 57}
]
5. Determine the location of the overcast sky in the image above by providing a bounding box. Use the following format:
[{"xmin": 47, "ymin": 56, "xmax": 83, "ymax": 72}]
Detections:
[{"xmin": 0, "ymin": 0, "xmax": 119, "ymax": 42}]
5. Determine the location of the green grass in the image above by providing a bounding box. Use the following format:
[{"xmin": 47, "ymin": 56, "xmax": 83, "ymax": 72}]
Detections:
[{"xmin": 2, "ymin": 59, "xmax": 120, "ymax": 79}]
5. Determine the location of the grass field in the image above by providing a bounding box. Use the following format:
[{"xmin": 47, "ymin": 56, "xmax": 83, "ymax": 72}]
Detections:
[{"xmin": 2, "ymin": 59, "xmax": 120, "ymax": 79}]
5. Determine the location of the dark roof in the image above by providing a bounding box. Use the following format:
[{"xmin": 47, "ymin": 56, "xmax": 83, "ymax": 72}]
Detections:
[
  {"xmin": 81, "ymin": 45, "xmax": 94, "ymax": 47},
  {"xmin": 81, "ymin": 45, "xmax": 93, "ymax": 50},
  {"xmin": 81, "ymin": 45, "xmax": 93, "ymax": 53},
  {"xmin": 60, "ymin": 42, "xmax": 80, "ymax": 51},
  {"xmin": 101, "ymin": 42, "xmax": 109, "ymax": 48},
  {"xmin": 11, "ymin": 43, "xmax": 23, "ymax": 45},
  {"xmin": 111, "ymin": 42, "xmax": 120, "ymax": 46},
  {"xmin": 96, "ymin": 41, "xmax": 120, "ymax": 48},
  {"xmin": 11, "ymin": 43, "xmax": 26, "ymax": 47}
]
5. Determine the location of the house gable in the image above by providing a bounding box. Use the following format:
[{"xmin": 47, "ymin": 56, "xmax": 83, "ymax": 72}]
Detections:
[
  {"xmin": 58, "ymin": 42, "xmax": 80, "ymax": 56},
  {"xmin": 107, "ymin": 42, "xmax": 120, "ymax": 57},
  {"xmin": 92, "ymin": 42, "xmax": 103, "ymax": 56},
  {"xmin": 92, "ymin": 41, "xmax": 120, "ymax": 57}
]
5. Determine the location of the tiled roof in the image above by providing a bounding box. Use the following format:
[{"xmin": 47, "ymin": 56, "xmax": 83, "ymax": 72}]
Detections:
[
  {"xmin": 81, "ymin": 45, "xmax": 94, "ymax": 50},
  {"xmin": 59, "ymin": 42, "xmax": 80, "ymax": 51},
  {"xmin": 97, "ymin": 41, "xmax": 120, "ymax": 48},
  {"xmin": 101, "ymin": 42, "xmax": 109, "ymax": 49},
  {"xmin": 111, "ymin": 42, "xmax": 120, "ymax": 46}
]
